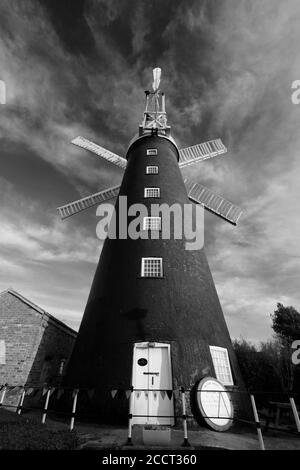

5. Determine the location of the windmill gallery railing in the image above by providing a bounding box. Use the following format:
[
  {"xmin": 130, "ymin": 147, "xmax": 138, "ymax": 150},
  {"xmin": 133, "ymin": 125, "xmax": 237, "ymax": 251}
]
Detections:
[{"xmin": 0, "ymin": 384, "xmax": 299, "ymax": 450}]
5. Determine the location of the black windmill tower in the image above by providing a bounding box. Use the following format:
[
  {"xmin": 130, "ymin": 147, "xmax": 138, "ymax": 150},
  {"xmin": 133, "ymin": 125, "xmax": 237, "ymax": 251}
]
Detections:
[{"xmin": 58, "ymin": 69, "xmax": 246, "ymax": 426}]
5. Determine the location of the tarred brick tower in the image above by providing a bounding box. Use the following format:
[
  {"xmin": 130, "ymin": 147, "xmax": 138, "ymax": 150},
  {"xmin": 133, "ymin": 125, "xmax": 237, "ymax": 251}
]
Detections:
[{"xmin": 57, "ymin": 69, "xmax": 246, "ymax": 426}]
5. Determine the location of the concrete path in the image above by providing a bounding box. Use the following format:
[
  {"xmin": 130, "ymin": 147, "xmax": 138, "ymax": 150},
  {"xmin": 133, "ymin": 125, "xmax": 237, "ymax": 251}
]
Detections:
[
  {"xmin": 73, "ymin": 423, "xmax": 300, "ymax": 451},
  {"xmin": 9, "ymin": 409, "xmax": 300, "ymax": 451}
]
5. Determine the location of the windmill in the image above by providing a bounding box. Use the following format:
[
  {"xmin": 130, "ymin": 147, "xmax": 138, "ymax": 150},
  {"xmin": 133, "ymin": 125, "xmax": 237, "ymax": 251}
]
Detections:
[
  {"xmin": 58, "ymin": 69, "xmax": 242, "ymax": 226},
  {"xmin": 58, "ymin": 68, "xmax": 246, "ymax": 427}
]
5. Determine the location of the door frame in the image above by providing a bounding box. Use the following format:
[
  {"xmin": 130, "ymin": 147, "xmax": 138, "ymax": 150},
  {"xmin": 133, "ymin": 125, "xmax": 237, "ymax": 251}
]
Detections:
[
  {"xmin": 131, "ymin": 341, "xmax": 174, "ymax": 425},
  {"xmin": 131, "ymin": 341, "xmax": 172, "ymax": 387}
]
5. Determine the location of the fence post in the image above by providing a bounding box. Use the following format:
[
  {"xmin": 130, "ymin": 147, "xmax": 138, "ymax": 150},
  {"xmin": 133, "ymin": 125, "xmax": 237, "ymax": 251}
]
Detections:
[
  {"xmin": 17, "ymin": 387, "xmax": 26, "ymax": 415},
  {"xmin": 41, "ymin": 388, "xmax": 51, "ymax": 424},
  {"xmin": 289, "ymin": 397, "xmax": 300, "ymax": 433},
  {"xmin": 181, "ymin": 387, "xmax": 190, "ymax": 447},
  {"xmin": 126, "ymin": 387, "xmax": 134, "ymax": 445},
  {"xmin": 70, "ymin": 389, "xmax": 79, "ymax": 431},
  {"xmin": 250, "ymin": 394, "xmax": 265, "ymax": 450},
  {"xmin": 0, "ymin": 385, "xmax": 7, "ymax": 407}
]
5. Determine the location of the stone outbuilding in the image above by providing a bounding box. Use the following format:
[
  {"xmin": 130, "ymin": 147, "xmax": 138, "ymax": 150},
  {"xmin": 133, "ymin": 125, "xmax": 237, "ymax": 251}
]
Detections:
[{"xmin": 0, "ymin": 288, "xmax": 77, "ymax": 408}]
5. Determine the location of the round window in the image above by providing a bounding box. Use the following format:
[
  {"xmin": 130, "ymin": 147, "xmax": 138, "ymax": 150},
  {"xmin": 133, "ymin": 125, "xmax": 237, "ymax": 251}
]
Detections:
[
  {"xmin": 137, "ymin": 358, "xmax": 148, "ymax": 366},
  {"xmin": 194, "ymin": 377, "xmax": 233, "ymax": 431}
]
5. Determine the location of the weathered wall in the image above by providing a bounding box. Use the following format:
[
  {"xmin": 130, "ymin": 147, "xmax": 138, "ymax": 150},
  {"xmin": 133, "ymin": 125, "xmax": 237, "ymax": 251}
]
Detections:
[
  {"xmin": 0, "ymin": 291, "xmax": 42, "ymax": 386},
  {"xmin": 0, "ymin": 290, "xmax": 76, "ymax": 409}
]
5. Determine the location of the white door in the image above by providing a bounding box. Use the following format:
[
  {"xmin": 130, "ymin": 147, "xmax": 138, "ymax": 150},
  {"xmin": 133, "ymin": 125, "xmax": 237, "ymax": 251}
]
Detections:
[{"xmin": 131, "ymin": 342, "xmax": 174, "ymax": 425}]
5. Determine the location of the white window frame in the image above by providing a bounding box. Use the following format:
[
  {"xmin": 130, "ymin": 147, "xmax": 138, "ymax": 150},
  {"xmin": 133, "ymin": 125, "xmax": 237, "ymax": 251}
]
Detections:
[
  {"xmin": 146, "ymin": 165, "xmax": 159, "ymax": 175},
  {"xmin": 0, "ymin": 340, "xmax": 6, "ymax": 365},
  {"xmin": 144, "ymin": 187, "xmax": 160, "ymax": 198},
  {"xmin": 141, "ymin": 257, "xmax": 163, "ymax": 278},
  {"xmin": 142, "ymin": 216, "xmax": 161, "ymax": 231},
  {"xmin": 209, "ymin": 346, "xmax": 234, "ymax": 386},
  {"xmin": 147, "ymin": 148, "xmax": 158, "ymax": 156}
]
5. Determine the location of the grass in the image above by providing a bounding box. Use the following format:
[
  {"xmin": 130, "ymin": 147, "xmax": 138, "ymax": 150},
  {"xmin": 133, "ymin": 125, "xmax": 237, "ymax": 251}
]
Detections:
[{"xmin": 0, "ymin": 408, "xmax": 79, "ymax": 450}]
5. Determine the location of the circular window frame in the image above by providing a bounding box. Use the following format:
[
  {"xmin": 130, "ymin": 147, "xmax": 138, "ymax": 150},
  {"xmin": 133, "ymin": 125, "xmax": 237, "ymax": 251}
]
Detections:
[{"xmin": 194, "ymin": 377, "xmax": 234, "ymax": 432}]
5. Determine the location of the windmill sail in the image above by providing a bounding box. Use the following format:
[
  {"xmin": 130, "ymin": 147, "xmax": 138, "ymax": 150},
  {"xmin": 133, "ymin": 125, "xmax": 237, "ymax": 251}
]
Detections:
[
  {"xmin": 57, "ymin": 185, "xmax": 120, "ymax": 220},
  {"xmin": 185, "ymin": 179, "xmax": 243, "ymax": 225},
  {"xmin": 72, "ymin": 136, "xmax": 127, "ymax": 170},
  {"xmin": 179, "ymin": 139, "xmax": 227, "ymax": 168}
]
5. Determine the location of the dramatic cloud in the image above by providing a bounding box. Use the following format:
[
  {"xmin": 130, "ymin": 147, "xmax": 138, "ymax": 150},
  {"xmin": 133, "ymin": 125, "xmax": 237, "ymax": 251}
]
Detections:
[
  {"xmin": 0, "ymin": 175, "xmax": 102, "ymax": 329},
  {"xmin": 0, "ymin": 0, "xmax": 299, "ymax": 340}
]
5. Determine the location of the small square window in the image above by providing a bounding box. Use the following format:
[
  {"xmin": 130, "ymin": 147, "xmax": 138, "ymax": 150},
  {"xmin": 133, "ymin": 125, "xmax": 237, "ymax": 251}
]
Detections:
[
  {"xmin": 209, "ymin": 346, "xmax": 234, "ymax": 386},
  {"xmin": 146, "ymin": 166, "xmax": 159, "ymax": 175},
  {"xmin": 143, "ymin": 217, "xmax": 161, "ymax": 231},
  {"xmin": 147, "ymin": 148, "xmax": 158, "ymax": 156},
  {"xmin": 141, "ymin": 258, "xmax": 163, "ymax": 277},
  {"xmin": 144, "ymin": 187, "xmax": 160, "ymax": 198}
]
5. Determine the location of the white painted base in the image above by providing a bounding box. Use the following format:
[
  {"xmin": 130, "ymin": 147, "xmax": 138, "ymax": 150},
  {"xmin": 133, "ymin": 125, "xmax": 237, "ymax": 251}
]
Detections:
[{"xmin": 142, "ymin": 426, "xmax": 171, "ymax": 446}]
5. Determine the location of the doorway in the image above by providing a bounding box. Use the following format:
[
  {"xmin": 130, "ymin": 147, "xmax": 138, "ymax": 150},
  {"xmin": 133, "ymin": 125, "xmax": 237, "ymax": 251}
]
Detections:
[{"xmin": 131, "ymin": 342, "xmax": 174, "ymax": 425}]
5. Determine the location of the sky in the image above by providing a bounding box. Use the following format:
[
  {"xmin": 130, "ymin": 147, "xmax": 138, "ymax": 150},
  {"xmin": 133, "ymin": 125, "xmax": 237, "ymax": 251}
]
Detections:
[{"xmin": 0, "ymin": 0, "xmax": 300, "ymax": 343}]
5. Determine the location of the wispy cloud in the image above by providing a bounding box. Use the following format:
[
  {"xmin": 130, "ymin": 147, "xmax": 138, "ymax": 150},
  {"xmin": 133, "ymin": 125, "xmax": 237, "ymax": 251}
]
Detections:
[{"xmin": 0, "ymin": 175, "xmax": 101, "ymax": 329}]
